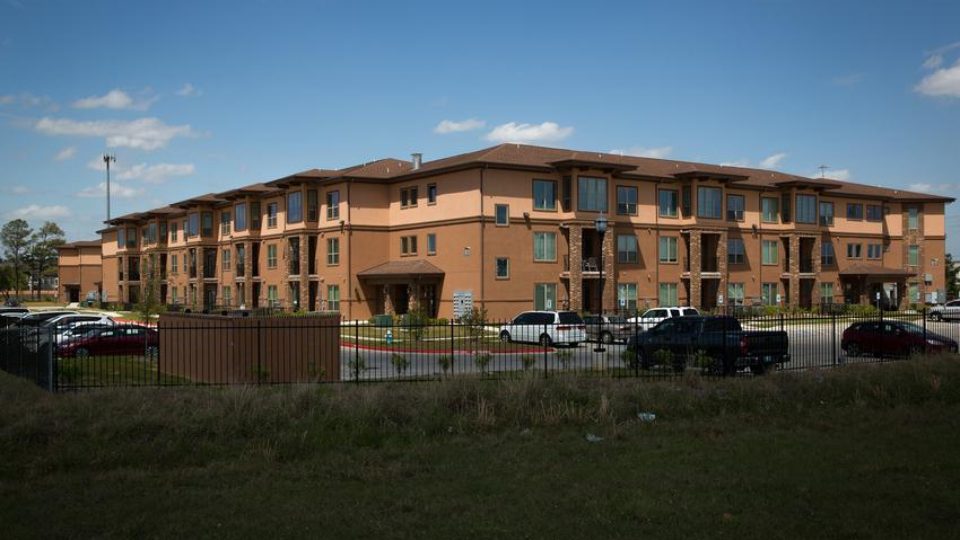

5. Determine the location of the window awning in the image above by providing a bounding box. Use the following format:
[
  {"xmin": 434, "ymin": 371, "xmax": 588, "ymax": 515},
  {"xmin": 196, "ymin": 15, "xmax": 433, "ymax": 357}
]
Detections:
[
  {"xmin": 839, "ymin": 264, "xmax": 915, "ymax": 277},
  {"xmin": 357, "ymin": 260, "xmax": 444, "ymax": 280}
]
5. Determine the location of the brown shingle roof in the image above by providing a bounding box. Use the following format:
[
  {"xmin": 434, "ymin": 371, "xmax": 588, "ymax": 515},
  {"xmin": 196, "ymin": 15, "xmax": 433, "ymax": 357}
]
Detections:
[
  {"xmin": 58, "ymin": 240, "xmax": 101, "ymax": 249},
  {"xmin": 357, "ymin": 259, "xmax": 444, "ymax": 277},
  {"xmin": 839, "ymin": 264, "xmax": 915, "ymax": 277}
]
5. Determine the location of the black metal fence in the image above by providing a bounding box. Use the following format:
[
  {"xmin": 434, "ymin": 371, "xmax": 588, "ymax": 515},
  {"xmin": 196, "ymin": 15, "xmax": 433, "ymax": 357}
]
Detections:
[{"xmin": 0, "ymin": 310, "xmax": 958, "ymax": 392}]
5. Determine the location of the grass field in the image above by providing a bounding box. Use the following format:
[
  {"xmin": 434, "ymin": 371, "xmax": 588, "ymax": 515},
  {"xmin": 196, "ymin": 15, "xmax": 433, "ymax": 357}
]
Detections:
[{"xmin": 2, "ymin": 358, "xmax": 959, "ymax": 538}]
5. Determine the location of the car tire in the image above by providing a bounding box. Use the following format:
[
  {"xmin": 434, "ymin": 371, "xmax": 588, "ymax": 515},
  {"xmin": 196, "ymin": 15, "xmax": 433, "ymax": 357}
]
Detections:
[
  {"xmin": 499, "ymin": 331, "xmax": 511, "ymax": 343},
  {"xmin": 601, "ymin": 331, "xmax": 613, "ymax": 344},
  {"xmin": 539, "ymin": 333, "xmax": 553, "ymax": 347},
  {"xmin": 845, "ymin": 343, "xmax": 860, "ymax": 357},
  {"xmin": 76, "ymin": 347, "xmax": 90, "ymax": 358},
  {"xmin": 929, "ymin": 312, "xmax": 942, "ymax": 322},
  {"xmin": 146, "ymin": 345, "xmax": 159, "ymax": 360}
]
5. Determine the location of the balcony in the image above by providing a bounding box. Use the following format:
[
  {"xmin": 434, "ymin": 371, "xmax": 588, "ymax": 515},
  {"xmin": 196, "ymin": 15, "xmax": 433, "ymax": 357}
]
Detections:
[
  {"xmin": 128, "ymin": 271, "xmax": 141, "ymax": 282},
  {"xmin": 799, "ymin": 259, "xmax": 815, "ymax": 274},
  {"xmin": 236, "ymin": 263, "xmax": 245, "ymax": 278},
  {"xmin": 202, "ymin": 265, "xmax": 216, "ymax": 279},
  {"xmin": 189, "ymin": 265, "xmax": 197, "ymax": 279},
  {"xmin": 560, "ymin": 256, "xmax": 601, "ymax": 278}
]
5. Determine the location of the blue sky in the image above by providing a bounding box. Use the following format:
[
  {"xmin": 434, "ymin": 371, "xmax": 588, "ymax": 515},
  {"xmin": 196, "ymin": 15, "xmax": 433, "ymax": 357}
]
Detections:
[{"xmin": 1, "ymin": 0, "xmax": 959, "ymax": 253}]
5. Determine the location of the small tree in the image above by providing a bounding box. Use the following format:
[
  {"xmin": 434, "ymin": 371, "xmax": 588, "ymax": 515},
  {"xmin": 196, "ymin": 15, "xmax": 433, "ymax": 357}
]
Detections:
[
  {"xmin": 24, "ymin": 221, "xmax": 65, "ymax": 299},
  {"xmin": 945, "ymin": 253, "xmax": 959, "ymax": 300},
  {"xmin": 459, "ymin": 307, "xmax": 489, "ymax": 348},
  {"xmin": 136, "ymin": 252, "xmax": 165, "ymax": 323},
  {"xmin": 0, "ymin": 219, "xmax": 33, "ymax": 298}
]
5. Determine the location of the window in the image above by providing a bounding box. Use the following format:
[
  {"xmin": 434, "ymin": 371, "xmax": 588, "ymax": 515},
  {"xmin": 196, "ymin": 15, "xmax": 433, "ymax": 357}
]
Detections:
[
  {"xmin": 578, "ymin": 176, "xmax": 607, "ymax": 212},
  {"xmin": 761, "ymin": 283, "xmax": 779, "ymax": 306},
  {"xmin": 327, "ymin": 285, "xmax": 340, "ymax": 311},
  {"xmin": 908, "ymin": 245, "xmax": 919, "ymax": 266},
  {"xmin": 617, "ymin": 234, "xmax": 638, "ymax": 264},
  {"xmin": 761, "ymin": 197, "xmax": 779, "ymax": 223},
  {"xmin": 118, "ymin": 228, "xmax": 125, "ymax": 248},
  {"xmin": 267, "ymin": 203, "xmax": 278, "ymax": 228},
  {"xmin": 561, "ymin": 175, "xmax": 572, "ymax": 211},
  {"xmin": 820, "ymin": 283, "xmax": 834, "ymax": 304},
  {"xmin": 234, "ymin": 203, "xmax": 247, "ymax": 231},
  {"xmin": 159, "ymin": 222, "xmax": 167, "ymax": 243},
  {"xmin": 236, "ymin": 245, "xmax": 245, "ymax": 275},
  {"xmin": 427, "ymin": 233, "xmax": 436, "ymax": 255},
  {"xmin": 201, "ymin": 212, "xmax": 213, "ymax": 237},
  {"xmin": 327, "ymin": 238, "xmax": 339, "ymax": 265},
  {"xmin": 908, "ymin": 206, "xmax": 919, "ymax": 231},
  {"xmin": 846, "ymin": 203, "xmax": 863, "ymax": 220},
  {"xmin": 796, "ymin": 194, "xmax": 817, "ymax": 224},
  {"xmin": 534, "ymin": 283, "xmax": 557, "ymax": 311},
  {"xmin": 727, "ymin": 194, "xmax": 745, "ymax": 221},
  {"xmin": 307, "ymin": 190, "xmax": 318, "ymax": 221},
  {"xmin": 287, "ymin": 192, "xmax": 302, "ymax": 223},
  {"xmin": 533, "ymin": 232, "xmax": 556, "ymax": 261},
  {"xmin": 267, "ymin": 244, "xmax": 277, "ymax": 268},
  {"xmin": 658, "ymin": 283, "xmax": 678, "ymax": 306},
  {"xmin": 533, "ymin": 180, "xmax": 556, "ymax": 211},
  {"xmin": 781, "ymin": 193, "xmax": 792, "ymax": 223},
  {"xmin": 618, "ymin": 283, "xmax": 638, "ymax": 311},
  {"xmin": 326, "ymin": 191, "xmax": 339, "ymax": 220},
  {"xmin": 222, "ymin": 249, "xmax": 231, "ymax": 270},
  {"xmin": 267, "ymin": 285, "xmax": 279, "ymax": 307},
  {"xmin": 728, "ymin": 238, "xmax": 745, "ymax": 264},
  {"xmin": 170, "ymin": 222, "xmax": 178, "ymax": 242},
  {"xmin": 866, "ymin": 204, "xmax": 883, "ymax": 222},
  {"xmin": 846, "ymin": 243, "xmax": 862, "ymax": 259},
  {"xmin": 728, "ymin": 283, "xmax": 745, "ymax": 306},
  {"xmin": 909, "ymin": 283, "xmax": 920, "ymax": 303},
  {"xmin": 171, "ymin": 254, "xmax": 178, "ymax": 274},
  {"xmin": 187, "ymin": 213, "xmax": 200, "ymax": 237},
  {"xmin": 819, "ymin": 202, "xmax": 834, "ymax": 226},
  {"xmin": 495, "ymin": 204, "xmax": 509, "ymax": 226},
  {"xmin": 617, "ymin": 186, "xmax": 638, "ymax": 215},
  {"xmin": 220, "ymin": 211, "xmax": 232, "ymax": 235},
  {"xmin": 822, "ymin": 242, "xmax": 836, "ymax": 266},
  {"xmin": 681, "ymin": 185, "xmax": 692, "ymax": 217},
  {"xmin": 762, "ymin": 240, "xmax": 779, "ymax": 265},
  {"xmin": 401, "ymin": 186, "xmax": 418, "ymax": 208},
  {"xmin": 427, "ymin": 184, "xmax": 437, "ymax": 204},
  {"xmin": 222, "ymin": 286, "xmax": 232, "ymax": 306},
  {"xmin": 401, "ymin": 235, "xmax": 418, "ymax": 256},
  {"xmin": 496, "ymin": 257, "xmax": 509, "ymax": 279},
  {"xmin": 659, "ymin": 190, "xmax": 678, "ymax": 217},
  {"xmin": 867, "ymin": 244, "xmax": 882, "ymax": 259},
  {"xmin": 250, "ymin": 202, "xmax": 261, "ymax": 230},
  {"xmin": 171, "ymin": 287, "xmax": 178, "ymax": 304},
  {"xmin": 146, "ymin": 222, "xmax": 157, "ymax": 244},
  {"xmin": 659, "ymin": 237, "xmax": 678, "ymax": 263},
  {"xmin": 697, "ymin": 187, "xmax": 722, "ymax": 219}
]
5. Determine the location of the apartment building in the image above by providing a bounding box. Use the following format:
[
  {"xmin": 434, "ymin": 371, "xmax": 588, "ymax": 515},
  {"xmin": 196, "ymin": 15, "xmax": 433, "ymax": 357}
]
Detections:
[
  {"xmin": 57, "ymin": 240, "xmax": 103, "ymax": 303},
  {"xmin": 96, "ymin": 143, "xmax": 953, "ymax": 320}
]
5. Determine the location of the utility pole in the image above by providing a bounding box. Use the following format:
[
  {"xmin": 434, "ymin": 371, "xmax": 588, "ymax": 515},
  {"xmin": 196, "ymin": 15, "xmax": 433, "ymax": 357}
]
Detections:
[{"xmin": 103, "ymin": 154, "xmax": 116, "ymax": 221}]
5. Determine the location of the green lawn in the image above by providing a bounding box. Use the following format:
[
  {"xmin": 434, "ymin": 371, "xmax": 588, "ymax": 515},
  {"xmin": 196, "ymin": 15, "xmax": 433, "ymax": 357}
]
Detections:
[
  {"xmin": 2, "ymin": 359, "xmax": 959, "ymax": 538},
  {"xmin": 57, "ymin": 355, "xmax": 192, "ymax": 388}
]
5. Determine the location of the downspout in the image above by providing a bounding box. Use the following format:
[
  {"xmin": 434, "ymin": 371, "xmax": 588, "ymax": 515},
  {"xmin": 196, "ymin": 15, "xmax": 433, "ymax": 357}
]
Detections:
[{"xmin": 480, "ymin": 166, "xmax": 486, "ymax": 311}]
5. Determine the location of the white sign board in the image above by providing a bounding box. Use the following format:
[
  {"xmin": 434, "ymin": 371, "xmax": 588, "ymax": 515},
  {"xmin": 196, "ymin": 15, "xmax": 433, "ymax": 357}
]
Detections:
[
  {"xmin": 453, "ymin": 290, "xmax": 474, "ymax": 320},
  {"xmin": 717, "ymin": 294, "xmax": 724, "ymax": 305}
]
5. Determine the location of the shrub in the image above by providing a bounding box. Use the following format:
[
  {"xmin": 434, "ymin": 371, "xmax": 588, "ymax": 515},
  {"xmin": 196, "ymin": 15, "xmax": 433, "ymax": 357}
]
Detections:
[
  {"xmin": 436, "ymin": 318, "xmax": 449, "ymax": 327},
  {"xmin": 474, "ymin": 352, "xmax": 492, "ymax": 374},
  {"xmin": 391, "ymin": 353, "xmax": 410, "ymax": 375},
  {"xmin": 460, "ymin": 307, "xmax": 489, "ymax": 346},
  {"xmin": 521, "ymin": 355, "xmax": 536, "ymax": 371},
  {"xmin": 347, "ymin": 357, "xmax": 367, "ymax": 380},
  {"xmin": 438, "ymin": 355, "xmax": 452, "ymax": 375},
  {"xmin": 555, "ymin": 349, "xmax": 572, "ymax": 369},
  {"xmin": 402, "ymin": 309, "xmax": 429, "ymax": 341},
  {"xmin": 620, "ymin": 348, "xmax": 640, "ymax": 370}
]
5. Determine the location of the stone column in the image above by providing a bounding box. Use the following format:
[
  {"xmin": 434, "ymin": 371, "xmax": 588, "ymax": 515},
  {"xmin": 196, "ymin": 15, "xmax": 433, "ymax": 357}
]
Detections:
[
  {"xmin": 244, "ymin": 242, "xmax": 254, "ymax": 307},
  {"xmin": 788, "ymin": 235, "xmax": 800, "ymax": 307},
  {"xmin": 383, "ymin": 285, "xmax": 394, "ymax": 315},
  {"xmin": 718, "ymin": 231, "xmax": 729, "ymax": 308},
  {"xmin": 568, "ymin": 225, "xmax": 583, "ymax": 311},
  {"xmin": 299, "ymin": 233, "xmax": 309, "ymax": 310},
  {"xmin": 812, "ymin": 236, "xmax": 823, "ymax": 306},
  {"xmin": 688, "ymin": 231, "xmax": 702, "ymax": 308},
  {"xmin": 602, "ymin": 227, "xmax": 616, "ymax": 312}
]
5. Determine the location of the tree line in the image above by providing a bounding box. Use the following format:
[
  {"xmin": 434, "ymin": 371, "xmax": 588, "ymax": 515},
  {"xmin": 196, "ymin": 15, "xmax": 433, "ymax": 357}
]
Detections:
[{"xmin": 0, "ymin": 219, "xmax": 66, "ymax": 300}]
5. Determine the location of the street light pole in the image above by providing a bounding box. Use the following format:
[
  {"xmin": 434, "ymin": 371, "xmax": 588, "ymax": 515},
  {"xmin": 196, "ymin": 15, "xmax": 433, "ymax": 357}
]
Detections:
[
  {"xmin": 103, "ymin": 154, "xmax": 116, "ymax": 221},
  {"xmin": 594, "ymin": 213, "xmax": 608, "ymax": 353}
]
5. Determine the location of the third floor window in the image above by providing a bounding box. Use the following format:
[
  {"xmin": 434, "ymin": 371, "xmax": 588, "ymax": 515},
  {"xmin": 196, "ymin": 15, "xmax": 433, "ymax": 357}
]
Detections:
[
  {"xmin": 659, "ymin": 190, "xmax": 678, "ymax": 218},
  {"xmin": 697, "ymin": 187, "xmax": 722, "ymax": 219},
  {"xmin": 267, "ymin": 203, "xmax": 278, "ymax": 228},
  {"xmin": 726, "ymin": 194, "xmax": 745, "ymax": 221},
  {"xmin": 287, "ymin": 192, "xmax": 303, "ymax": 223},
  {"xmin": 819, "ymin": 202, "xmax": 834, "ymax": 226},
  {"xmin": 617, "ymin": 186, "xmax": 637, "ymax": 215},
  {"xmin": 761, "ymin": 197, "xmax": 779, "ymax": 223},
  {"xmin": 401, "ymin": 186, "xmax": 418, "ymax": 208},
  {"xmin": 327, "ymin": 190, "xmax": 340, "ymax": 220},
  {"xmin": 795, "ymin": 194, "xmax": 817, "ymax": 224},
  {"xmin": 578, "ymin": 177, "xmax": 607, "ymax": 212},
  {"xmin": 533, "ymin": 179, "xmax": 556, "ymax": 211}
]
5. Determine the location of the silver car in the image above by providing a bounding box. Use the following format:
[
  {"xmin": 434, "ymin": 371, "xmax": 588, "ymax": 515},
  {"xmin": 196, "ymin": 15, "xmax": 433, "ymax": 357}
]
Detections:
[
  {"xmin": 583, "ymin": 315, "xmax": 632, "ymax": 344},
  {"xmin": 929, "ymin": 300, "xmax": 960, "ymax": 321}
]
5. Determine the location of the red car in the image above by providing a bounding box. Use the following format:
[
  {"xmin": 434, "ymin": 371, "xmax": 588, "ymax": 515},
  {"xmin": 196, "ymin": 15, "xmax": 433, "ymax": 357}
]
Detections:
[
  {"xmin": 842, "ymin": 321, "xmax": 959, "ymax": 358},
  {"xmin": 57, "ymin": 324, "xmax": 159, "ymax": 358}
]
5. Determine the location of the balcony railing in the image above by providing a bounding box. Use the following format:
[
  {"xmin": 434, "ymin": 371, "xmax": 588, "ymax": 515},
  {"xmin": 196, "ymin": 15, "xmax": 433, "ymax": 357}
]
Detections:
[
  {"xmin": 128, "ymin": 271, "xmax": 141, "ymax": 282},
  {"xmin": 562, "ymin": 257, "xmax": 600, "ymax": 272},
  {"xmin": 236, "ymin": 263, "xmax": 245, "ymax": 277},
  {"xmin": 799, "ymin": 260, "xmax": 814, "ymax": 273},
  {"xmin": 203, "ymin": 265, "xmax": 216, "ymax": 279},
  {"xmin": 702, "ymin": 255, "xmax": 719, "ymax": 273}
]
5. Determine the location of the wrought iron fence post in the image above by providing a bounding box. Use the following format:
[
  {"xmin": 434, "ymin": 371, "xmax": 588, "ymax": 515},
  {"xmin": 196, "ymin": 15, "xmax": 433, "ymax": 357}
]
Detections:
[
  {"xmin": 257, "ymin": 319, "xmax": 263, "ymax": 385},
  {"xmin": 923, "ymin": 307, "xmax": 928, "ymax": 355},
  {"xmin": 46, "ymin": 326, "xmax": 55, "ymax": 392},
  {"xmin": 542, "ymin": 322, "xmax": 548, "ymax": 379},
  {"xmin": 449, "ymin": 319, "xmax": 455, "ymax": 378},
  {"xmin": 832, "ymin": 311, "xmax": 837, "ymax": 366},
  {"xmin": 354, "ymin": 319, "xmax": 360, "ymax": 384}
]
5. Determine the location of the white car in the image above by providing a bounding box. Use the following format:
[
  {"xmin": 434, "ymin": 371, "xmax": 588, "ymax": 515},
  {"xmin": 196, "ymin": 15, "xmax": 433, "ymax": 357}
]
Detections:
[
  {"xmin": 626, "ymin": 306, "xmax": 700, "ymax": 332},
  {"xmin": 54, "ymin": 321, "xmax": 117, "ymax": 345},
  {"xmin": 929, "ymin": 300, "xmax": 960, "ymax": 321},
  {"xmin": 498, "ymin": 311, "xmax": 586, "ymax": 347}
]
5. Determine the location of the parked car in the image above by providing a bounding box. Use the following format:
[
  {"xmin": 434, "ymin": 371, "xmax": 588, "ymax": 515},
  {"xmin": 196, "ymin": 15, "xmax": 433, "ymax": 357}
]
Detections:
[
  {"xmin": 0, "ymin": 312, "xmax": 26, "ymax": 329},
  {"xmin": 0, "ymin": 307, "xmax": 29, "ymax": 314},
  {"xmin": 13, "ymin": 310, "xmax": 78, "ymax": 327},
  {"xmin": 626, "ymin": 316, "xmax": 790, "ymax": 375},
  {"xmin": 842, "ymin": 321, "xmax": 959, "ymax": 357},
  {"xmin": 583, "ymin": 314, "xmax": 632, "ymax": 344},
  {"xmin": 42, "ymin": 313, "xmax": 115, "ymax": 331},
  {"xmin": 499, "ymin": 311, "xmax": 586, "ymax": 347},
  {"xmin": 626, "ymin": 306, "xmax": 700, "ymax": 332},
  {"xmin": 54, "ymin": 321, "xmax": 117, "ymax": 345},
  {"xmin": 57, "ymin": 324, "xmax": 159, "ymax": 358},
  {"xmin": 928, "ymin": 300, "xmax": 960, "ymax": 322}
]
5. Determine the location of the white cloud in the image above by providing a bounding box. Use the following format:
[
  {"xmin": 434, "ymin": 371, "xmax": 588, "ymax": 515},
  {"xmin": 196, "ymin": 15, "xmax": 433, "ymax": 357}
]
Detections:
[
  {"xmin": 175, "ymin": 83, "xmax": 201, "ymax": 97},
  {"xmin": 434, "ymin": 118, "xmax": 485, "ymax": 134},
  {"xmin": 815, "ymin": 168, "xmax": 851, "ymax": 181},
  {"xmin": 7, "ymin": 204, "xmax": 71, "ymax": 220},
  {"xmin": 35, "ymin": 117, "xmax": 195, "ymax": 151},
  {"xmin": 908, "ymin": 182, "xmax": 960, "ymax": 194},
  {"xmin": 117, "ymin": 162, "xmax": 195, "ymax": 183},
  {"xmin": 759, "ymin": 152, "xmax": 787, "ymax": 169},
  {"xmin": 54, "ymin": 146, "xmax": 76, "ymax": 161},
  {"xmin": 923, "ymin": 55, "xmax": 943, "ymax": 70},
  {"xmin": 610, "ymin": 146, "xmax": 673, "ymax": 159},
  {"xmin": 484, "ymin": 121, "xmax": 574, "ymax": 143},
  {"xmin": 72, "ymin": 88, "xmax": 157, "ymax": 111},
  {"xmin": 2, "ymin": 185, "xmax": 29, "ymax": 195},
  {"xmin": 720, "ymin": 159, "xmax": 750, "ymax": 167},
  {"xmin": 915, "ymin": 59, "xmax": 960, "ymax": 98},
  {"xmin": 76, "ymin": 182, "xmax": 142, "ymax": 199}
]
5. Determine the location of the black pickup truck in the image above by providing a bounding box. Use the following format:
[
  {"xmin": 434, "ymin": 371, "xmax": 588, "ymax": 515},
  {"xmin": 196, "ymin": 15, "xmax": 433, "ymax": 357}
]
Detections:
[{"xmin": 625, "ymin": 316, "xmax": 790, "ymax": 375}]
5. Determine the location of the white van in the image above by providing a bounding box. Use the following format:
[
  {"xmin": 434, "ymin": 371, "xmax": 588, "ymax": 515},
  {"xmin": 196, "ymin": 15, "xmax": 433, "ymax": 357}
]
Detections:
[{"xmin": 626, "ymin": 307, "xmax": 700, "ymax": 332}]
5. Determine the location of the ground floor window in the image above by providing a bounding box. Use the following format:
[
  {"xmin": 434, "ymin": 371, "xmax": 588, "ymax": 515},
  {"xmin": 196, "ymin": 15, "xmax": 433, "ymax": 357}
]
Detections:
[
  {"xmin": 658, "ymin": 283, "xmax": 678, "ymax": 306},
  {"xmin": 327, "ymin": 285, "xmax": 340, "ymax": 311},
  {"xmin": 495, "ymin": 257, "xmax": 509, "ymax": 279},
  {"xmin": 171, "ymin": 287, "xmax": 178, "ymax": 303},
  {"xmin": 267, "ymin": 285, "xmax": 279, "ymax": 307},
  {"xmin": 761, "ymin": 283, "xmax": 778, "ymax": 306},
  {"xmin": 908, "ymin": 282, "xmax": 920, "ymax": 303},
  {"xmin": 534, "ymin": 283, "xmax": 557, "ymax": 310},
  {"xmin": 727, "ymin": 283, "xmax": 745, "ymax": 305},
  {"xmin": 222, "ymin": 286, "xmax": 232, "ymax": 306},
  {"xmin": 820, "ymin": 283, "xmax": 834, "ymax": 304},
  {"xmin": 617, "ymin": 283, "xmax": 638, "ymax": 311}
]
